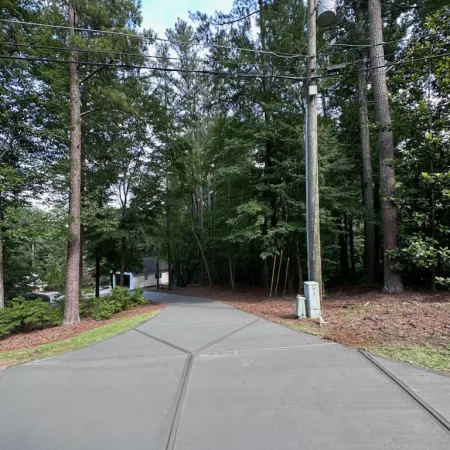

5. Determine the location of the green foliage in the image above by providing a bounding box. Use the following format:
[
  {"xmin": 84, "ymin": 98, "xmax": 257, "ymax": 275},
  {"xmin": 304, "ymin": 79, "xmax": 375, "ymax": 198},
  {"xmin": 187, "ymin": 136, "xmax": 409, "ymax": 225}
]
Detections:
[
  {"xmin": 91, "ymin": 297, "xmax": 118, "ymax": 321},
  {"xmin": 129, "ymin": 288, "xmax": 146, "ymax": 306},
  {"xmin": 0, "ymin": 298, "xmax": 60, "ymax": 339},
  {"xmin": 1, "ymin": 0, "xmax": 449, "ymax": 300},
  {"xmin": 91, "ymin": 287, "xmax": 147, "ymax": 320}
]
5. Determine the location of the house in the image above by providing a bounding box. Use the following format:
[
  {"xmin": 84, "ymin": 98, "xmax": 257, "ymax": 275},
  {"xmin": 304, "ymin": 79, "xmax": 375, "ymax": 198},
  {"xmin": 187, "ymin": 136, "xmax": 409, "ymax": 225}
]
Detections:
[{"xmin": 112, "ymin": 257, "xmax": 169, "ymax": 290}]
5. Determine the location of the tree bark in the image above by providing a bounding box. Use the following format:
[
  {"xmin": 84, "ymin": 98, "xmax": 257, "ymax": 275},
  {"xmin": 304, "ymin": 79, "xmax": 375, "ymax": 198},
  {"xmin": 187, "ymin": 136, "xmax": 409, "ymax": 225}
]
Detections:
[
  {"xmin": 296, "ymin": 239, "xmax": 304, "ymax": 295},
  {"xmin": 198, "ymin": 185, "xmax": 205, "ymax": 285},
  {"xmin": 64, "ymin": 1, "xmax": 82, "ymax": 324},
  {"xmin": 79, "ymin": 225, "xmax": 84, "ymax": 290},
  {"xmin": 349, "ymin": 215, "xmax": 356, "ymax": 278},
  {"xmin": 368, "ymin": 0, "xmax": 403, "ymax": 293},
  {"xmin": 166, "ymin": 179, "xmax": 172, "ymax": 290},
  {"xmin": 259, "ymin": 0, "xmax": 277, "ymax": 229},
  {"xmin": 156, "ymin": 259, "xmax": 160, "ymax": 290},
  {"xmin": 119, "ymin": 238, "xmax": 126, "ymax": 287},
  {"xmin": 79, "ymin": 145, "xmax": 86, "ymax": 290},
  {"xmin": 339, "ymin": 216, "xmax": 349, "ymax": 279},
  {"xmin": 356, "ymin": 4, "xmax": 376, "ymax": 285},
  {"xmin": 0, "ymin": 223, "xmax": 4, "ymax": 308},
  {"xmin": 95, "ymin": 254, "xmax": 100, "ymax": 298},
  {"xmin": 430, "ymin": 176, "xmax": 436, "ymax": 293},
  {"xmin": 228, "ymin": 252, "xmax": 236, "ymax": 291},
  {"xmin": 190, "ymin": 210, "xmax": 212, "ymax": 288}
]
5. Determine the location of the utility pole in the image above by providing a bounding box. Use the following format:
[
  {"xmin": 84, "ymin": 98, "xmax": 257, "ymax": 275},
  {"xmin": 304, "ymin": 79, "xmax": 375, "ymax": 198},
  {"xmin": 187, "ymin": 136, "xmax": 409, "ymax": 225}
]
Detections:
[{"xmin": 306, "ymin": 0, "xmax": 323, "ymax": 293}]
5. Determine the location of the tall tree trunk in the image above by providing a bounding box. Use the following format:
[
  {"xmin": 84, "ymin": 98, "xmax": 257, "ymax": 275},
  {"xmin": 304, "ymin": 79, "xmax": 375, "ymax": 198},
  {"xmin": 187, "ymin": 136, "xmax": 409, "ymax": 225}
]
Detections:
[
  {"xmin": 79, "ymin": 147, "xmax": 86, "ymax": 290},
  {"xmin": 79, "ymin": 225, "xmax": 84, "ymax": 290},
  {"xmin": 95, "ymin": 254, "xmax": 100, "ymax": 298},
  {"xmin": 119, "ymin": 238, "xmax": 126, "ymax": 287},
  {"xmin": 259, "ymin": 0, "xmax": 277, "ymax": 229},
  {"xmin": 368, "ymin": 0, "xmax": 403, "ymax": 293},
  {"xmin": 64, "ymin": 1, "xmax": 82, "ymax": 324},
  {"xmin": 430, "ymin": 166, "xmax": 436, "ymax": 293},
  {"xmin": 339, "ymin": 216, "xmax": 350, "ymax": 279},
  {"xmin": 0, "ymin": 224, "xmax": 4, "ymax": 308},
  {"xmin": 296, "ymin": 238, "xmax": 304, "ymax": 295},
  {"xmin": 198, "ymin": 185, "xmax": 205, "ymax": 285},
  {"xmin": 156, "ymin": 259, "xmax": 160, "ymax": 290},
  {"xmin": 175, "ymin": 244, "xmax": 181, "ymax": 287},
  {"xmin": 166, "ymin": 180, "xmax": 172, "ymax": 290},
  {"xmin": 228, "ymin": 252, "xmax": 236, "ymax": 291},
  {"xmin": 189, "ymin": 208, "xmax": 212, "ymax": 288},
  {"xmin": 356, "ymin": 4, "xmax": 376, "ymax": 285},
  {"xmin": 349, "ymin": 215, "xmax": 356, "ymax": 278}
]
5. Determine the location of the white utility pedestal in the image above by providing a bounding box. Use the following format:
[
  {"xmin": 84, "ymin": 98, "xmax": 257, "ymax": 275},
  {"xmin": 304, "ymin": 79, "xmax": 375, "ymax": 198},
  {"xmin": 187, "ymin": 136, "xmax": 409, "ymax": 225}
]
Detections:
[
  {"xmin": 296, "ymin": 295, "xmax": 306, "ymax": 318},
  {"xmin": 304, "ymin": 281, "xmax": 321, "ymax": 318}
]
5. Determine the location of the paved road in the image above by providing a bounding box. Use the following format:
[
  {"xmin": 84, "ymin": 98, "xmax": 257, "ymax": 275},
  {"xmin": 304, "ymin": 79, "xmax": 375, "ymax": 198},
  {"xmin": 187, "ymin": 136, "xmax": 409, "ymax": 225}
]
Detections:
[{"xmin": 1, "ymin": 292, "xmax": 450, "ymax": 449}]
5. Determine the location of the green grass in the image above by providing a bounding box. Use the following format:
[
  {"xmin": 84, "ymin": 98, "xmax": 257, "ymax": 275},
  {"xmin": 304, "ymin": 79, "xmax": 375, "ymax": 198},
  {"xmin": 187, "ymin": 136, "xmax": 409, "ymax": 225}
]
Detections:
[
  {"xmin": 372, "ymin": 345, "xmax": 450, "ymax": 373},
  {"xmin": 0, "ymin": 310, "xmax": 160, "ymax": 367},
  {"xmin": 279, "ymin": 318, "xmax": 450, "ymax": 374}
]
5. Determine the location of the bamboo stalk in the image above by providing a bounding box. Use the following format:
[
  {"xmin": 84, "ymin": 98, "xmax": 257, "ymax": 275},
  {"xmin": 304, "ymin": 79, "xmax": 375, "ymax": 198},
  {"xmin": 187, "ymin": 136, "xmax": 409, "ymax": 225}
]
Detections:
[
  {"xmin": 269, "ymin": 255, "xmax": 277, "ymax": 298},
  {"xmin": 283, "ymin": 257, "xmax": 290, "ymax": 297},
  {"xmin": 275, "ymin": 250, "xmax": 283, "ymax": 295}
]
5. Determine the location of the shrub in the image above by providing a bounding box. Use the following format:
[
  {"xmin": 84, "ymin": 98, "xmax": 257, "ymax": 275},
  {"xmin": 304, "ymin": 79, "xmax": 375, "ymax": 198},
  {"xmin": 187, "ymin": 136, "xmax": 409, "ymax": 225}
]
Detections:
[
  {"xmin": 90, "ymin": 288, "xmax": 148, "ymax": 320},
  {"xmin": 110, "ymin": 286, "xmax": 133, "ymax": 312},
  {"xmin": 0, "ymin": 297, "xmax": 61, "ymax": 339},
  {"xmin": 130, "ymin": 288, "xmax": 146, "ymax": 306},
  {"xmin": 91, "ymin": 297, "xmax": 117, "ymax": 321}
]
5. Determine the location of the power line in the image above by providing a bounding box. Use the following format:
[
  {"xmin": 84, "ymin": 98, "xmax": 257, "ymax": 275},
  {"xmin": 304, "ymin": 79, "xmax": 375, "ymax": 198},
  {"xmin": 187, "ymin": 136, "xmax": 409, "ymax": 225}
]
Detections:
[
  {"xmin": 316, "ymin": 51, "xmax": 450, "ymax": 80},
  {"xmin": 3, "ymin": 42, "xmax": 305, "ymax": 72},
  {"xmin": 1, "ymin": 51, "xmax": 448, "ymax": 82},
  {"xmin": 0, "ymin": 54, "xmax": 308, "ymax": 81},
  {"xmin": 1, "ymin": 18, "xmax": 308, "ymax": 59},
  {"xmin": 210, "ymin": 10, "xmax": 259, "ymax": 26}
]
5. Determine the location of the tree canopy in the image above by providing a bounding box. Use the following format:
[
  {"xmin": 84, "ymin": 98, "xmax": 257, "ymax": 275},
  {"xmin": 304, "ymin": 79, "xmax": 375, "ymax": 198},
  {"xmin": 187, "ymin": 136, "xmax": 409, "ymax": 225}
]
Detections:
[{"xmin": 0, "ymin": 0, "xmax": 449, "ymax": 315}]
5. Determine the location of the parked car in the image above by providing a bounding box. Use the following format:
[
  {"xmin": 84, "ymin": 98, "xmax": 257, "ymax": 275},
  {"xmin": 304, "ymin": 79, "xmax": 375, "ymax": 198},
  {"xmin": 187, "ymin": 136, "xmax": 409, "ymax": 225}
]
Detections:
[{"xmin": 23, "ymin": 293, "xmax": 52, "ymax": 302}]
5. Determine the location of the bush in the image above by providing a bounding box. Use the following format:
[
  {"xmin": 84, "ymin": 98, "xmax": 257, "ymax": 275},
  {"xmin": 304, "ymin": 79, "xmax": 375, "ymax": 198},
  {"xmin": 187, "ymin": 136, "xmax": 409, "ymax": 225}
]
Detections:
[
  {"xmin": 130, "ymin": 288, "xmax": 146, "ymax": 306},
  {"xmin": 91, "ymin": 297, "xmax": 117, "ymax": 320},
  {"xmin": 90, "ymin": 287, "xmax": 148, "ymax": 321},
  {"xmin": 0, "ymin": 297, "xmax": 61, "ymax": 339},
  {"xmin": 110, "ymin": 286, "xmax": 133, "ymax": 312}
]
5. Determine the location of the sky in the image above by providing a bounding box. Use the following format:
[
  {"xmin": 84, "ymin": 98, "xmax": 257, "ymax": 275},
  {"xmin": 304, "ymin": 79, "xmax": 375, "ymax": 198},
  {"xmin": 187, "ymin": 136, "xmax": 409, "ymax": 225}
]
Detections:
[{"xmin": 140, "ymin": 0, "xmax": 234, "ymax": 37}]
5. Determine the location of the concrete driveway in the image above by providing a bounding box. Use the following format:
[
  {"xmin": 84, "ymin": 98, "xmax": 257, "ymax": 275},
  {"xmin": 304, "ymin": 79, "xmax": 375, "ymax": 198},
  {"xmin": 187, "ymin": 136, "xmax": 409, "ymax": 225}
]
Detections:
[{"xmin": 1, "ymin": 292, "xmax": 449, "ymax": 449}]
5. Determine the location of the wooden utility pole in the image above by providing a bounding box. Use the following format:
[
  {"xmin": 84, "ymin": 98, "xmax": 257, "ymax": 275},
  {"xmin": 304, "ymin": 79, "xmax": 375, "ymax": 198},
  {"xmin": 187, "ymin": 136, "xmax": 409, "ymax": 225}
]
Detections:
[
  {"xmin": 306, "ymin": 0, "xmax": 323, "ymax": 292},
  {"xmin": 356, "ymin": 3, "xmax": 376, "ymax": 284},
  {"xmin": 64, "ymin": 0, "xmax": 82, "ymax": 324},
  {"xmin": 368, "ymin": 0, "xmax": 403, "ymax": 293}
]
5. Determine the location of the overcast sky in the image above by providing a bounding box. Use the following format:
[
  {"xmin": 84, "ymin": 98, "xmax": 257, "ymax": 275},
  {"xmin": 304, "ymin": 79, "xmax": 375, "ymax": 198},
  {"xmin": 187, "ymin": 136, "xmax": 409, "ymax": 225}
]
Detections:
[{"xmin": 140, "ymin": 0, "xmax": 234, "ymax": 37}]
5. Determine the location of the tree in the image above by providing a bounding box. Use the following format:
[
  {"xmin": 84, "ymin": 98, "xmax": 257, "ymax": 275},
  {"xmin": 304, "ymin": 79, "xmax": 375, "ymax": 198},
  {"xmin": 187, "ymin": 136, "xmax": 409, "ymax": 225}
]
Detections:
[
  {"xmin": 64, "ymin": 0, "xmax": 82, "ymax": 323},
  {"xmin": 356, "ymin": 2, "xmax": 376, "ymax": 284},
  {"xmin": 29, "ymin": 0, "xmax": 145, "ymax": 322},
  {"xmin": 368, "ymin": 0, "xmax": 404, "ymax": 293}
]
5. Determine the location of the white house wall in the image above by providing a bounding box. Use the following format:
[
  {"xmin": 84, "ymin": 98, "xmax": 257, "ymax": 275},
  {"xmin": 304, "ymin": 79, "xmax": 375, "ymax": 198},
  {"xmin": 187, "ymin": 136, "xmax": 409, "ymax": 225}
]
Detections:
[{"xmin": 132, "ymin": 271, "xmax": 170, "ymax": 289}]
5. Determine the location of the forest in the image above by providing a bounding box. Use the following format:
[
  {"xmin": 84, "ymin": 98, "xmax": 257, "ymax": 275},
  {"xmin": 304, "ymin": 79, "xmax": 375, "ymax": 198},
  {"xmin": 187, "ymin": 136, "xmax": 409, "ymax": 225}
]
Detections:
[{"xmin": 0, "ymin": 0, "xmax": 449, "ymax": 325}]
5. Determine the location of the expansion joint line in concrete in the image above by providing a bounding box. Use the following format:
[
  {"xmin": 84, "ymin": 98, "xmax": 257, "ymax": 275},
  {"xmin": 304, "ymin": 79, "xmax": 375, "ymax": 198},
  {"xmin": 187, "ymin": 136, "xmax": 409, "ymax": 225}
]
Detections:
[
  {"xmin": 132, "ymin": 328, "xmax": 191, "ymax": 355},
  {"xmin": 359, "ymin": 350, "xmax": 450, "ymax": 435},
  {"xmin": 193, "ymin": 318, "xmax": 261, "ymax": 354},
  {"xmin": 165, "ymin": 354, "xmax": 194, "ymax": 450}
]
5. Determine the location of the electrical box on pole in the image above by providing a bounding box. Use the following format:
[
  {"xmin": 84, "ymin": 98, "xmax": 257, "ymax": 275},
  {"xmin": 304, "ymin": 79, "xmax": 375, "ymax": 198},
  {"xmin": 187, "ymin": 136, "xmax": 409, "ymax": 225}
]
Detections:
[{"xmin": 317, "ymin": 0, "xmax": 337, "ymax": 28}]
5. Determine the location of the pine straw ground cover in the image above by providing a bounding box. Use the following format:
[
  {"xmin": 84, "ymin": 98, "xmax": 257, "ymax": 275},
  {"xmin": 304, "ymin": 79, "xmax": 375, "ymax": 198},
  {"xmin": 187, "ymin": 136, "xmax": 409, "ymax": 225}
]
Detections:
[
  {"xmin": 177, "ymin": 286, "xmax": 450, "ymax": 373},
  {"xmin": 0, "ymin": 303, "xmax": 163, "ymax": 371}
]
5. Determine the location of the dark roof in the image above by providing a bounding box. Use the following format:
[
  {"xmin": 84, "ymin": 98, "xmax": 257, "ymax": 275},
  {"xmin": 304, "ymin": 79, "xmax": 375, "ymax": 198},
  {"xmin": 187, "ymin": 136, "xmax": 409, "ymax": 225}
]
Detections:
[{"xmin": 141, "ymin": 257, "xmax": 168, "ymax": 273}]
